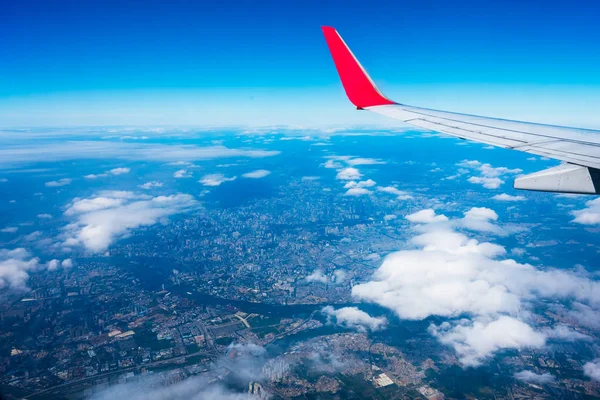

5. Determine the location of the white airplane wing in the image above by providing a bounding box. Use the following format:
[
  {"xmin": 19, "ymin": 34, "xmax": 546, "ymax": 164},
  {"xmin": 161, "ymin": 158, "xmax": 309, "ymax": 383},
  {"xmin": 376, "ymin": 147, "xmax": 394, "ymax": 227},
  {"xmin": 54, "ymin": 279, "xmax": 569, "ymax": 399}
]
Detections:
[{"xmin": 322, "ymin": 26, "xmax": 600, "ymax": 194}]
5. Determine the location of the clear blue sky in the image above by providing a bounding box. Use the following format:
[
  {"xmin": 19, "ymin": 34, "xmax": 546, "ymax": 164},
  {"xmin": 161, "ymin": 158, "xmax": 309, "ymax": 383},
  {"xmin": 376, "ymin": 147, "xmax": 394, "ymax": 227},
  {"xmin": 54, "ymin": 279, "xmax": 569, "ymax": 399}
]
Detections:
[{"xmin": 2, "ymin": 0, "xmax": 600, "ymax": 127}]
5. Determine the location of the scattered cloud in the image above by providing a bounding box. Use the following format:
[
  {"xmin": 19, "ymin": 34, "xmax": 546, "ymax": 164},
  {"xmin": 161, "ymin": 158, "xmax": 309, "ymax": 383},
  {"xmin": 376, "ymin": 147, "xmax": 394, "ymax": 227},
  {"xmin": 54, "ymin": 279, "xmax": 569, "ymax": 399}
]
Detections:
[
  {"xmin": 108, "ymin": 167, "xmax": 130, "ymax": 175},
  {"xmin": 344, "ymin": 187, "xmax": 371, "ymax": 197},
  {"xmin": 468, "ymin": 176, "xmax": 504, "ymax": 189},
  {"xmin": 493, "ymin": 193, "xmax": 526, "ymax": 202},
  {"xmin": 430, "ymin": 317, "xmax": 546, "ymax": 366},
  {"xmin": 306, "ymin": 269, "xmax": 328, "ymax": 283},
  {"xmin": 1, "ymin": 227, "xmax": 18, "ymax": 233},
  {"xmin": 572, "ymin": 198, "xmax": 600, "ymax": 225},
  {"xmin": 322, "ymin": 306, "xmax": 388, "ymax": 332},
  {"xmin": 336, "ymin": 167, "xmax": 361, "ymax": 180},
  {"xmin": 514, "ymin": 370, "xmax": 556, "ymax": 384},
  {"xmin": 173, "ymin": 169, "xmax": 192, "ymax": 179},
  {"xmin": 344, "ymin": 179, "xmax": 376, "ymax": 189},
  {"xmin": 584, "ymin": 359, "xmax": 600, "ymax": 381},
  {"xmin": 458, "ymin": 160, "xmax": 522, "ymax": 190},
  {"xmin": 37, "ymin": 213, "xmax": 53, "ymax": 219},
  {"xmin": 139, "ymin": 181, "xmax": 163, "ymax": 189},
  {"xmin": 45, "ymin": 178, "xmax": 72, "ymax": 187},
  {"xmin": 199, "ymin": 174, "xmax": 236, "ymax": 187},
  {"xmin": 377, "ymin": 186, "xmax": 412, "ymax": 200},
  {"xmin": 242, "ymin": 169, "xmax": 271, "ymax": 179},
  {"xmin": 0, "ymin": 248, "xmax": 39, "ymax": 294},
  {"xmin": 345, "ymin": 157, "xmax": 385, "ymax": 166},
  {"xmin": 63, "ymin": 191, "xmax": 198, "ymax": 252},
  {"xmin": 406, "ymin": 209, "xmax": 449, "ymax": 224}
]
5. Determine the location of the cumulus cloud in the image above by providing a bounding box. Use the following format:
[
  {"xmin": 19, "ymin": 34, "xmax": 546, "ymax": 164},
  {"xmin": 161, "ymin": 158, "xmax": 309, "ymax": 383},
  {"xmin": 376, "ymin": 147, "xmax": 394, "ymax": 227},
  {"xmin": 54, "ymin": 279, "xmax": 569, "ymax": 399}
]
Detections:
[
  {"xmin": 322, "ymin": 306, "xmax": 388, "ymax": 332},
  {"xmin": 139, "ymin": 181, "xmax": 163, "ymax": 189},
  {"xmin": 406, "ymin": 209, "xmax": 449, "ymax": 224},
  {"xmin": 199, "ymin": 174, "xmax": 236, "ymax": 186},
  {"xmin": 45, "ymin": 178, "xmax": 72, "ymax": 187},
  {"xmin": 377, "ymin": 186, "xmax": 412, "ymax": 200},
  {"xmin": 344, "ymin": 187, "xmax": 371, "ymax": 197},
  {"xmin": 468, "ymin": 176, "xmax": 504, "ymax": 189},
  {"xmin": 306, "ymin": 269, "xmax": 328, "ymax": 283},
  {"xmin": 63, "ymin": 191, "xmax": 198, "ymax": 252},
  {"xmin": 336, "ymin": 167, "xmax": 361, "ymax": 181},
  {"xmin": 344, "ymin": 179, "xmax": 376, "ymax": 189},
  {"xmin": 458, "ymin": 160, "xmax": 522, "ymax": 189},
  {"xmin": 352, "ymin": 208, "xmax": 600, "ymax": 366},
  {"xmin": 109, "ymin": 167, "xmax": 130, "ymax": 175},
  {"xmin": 430, "ymin": 317, "xmax": 545, "ymax": 366},
  {"xmin": 572, "ymin": 198, "xmax": 600, "ymax": 225},
  {"xmin": 493, "ymin": 193, "xmax": 526, "ymax": 202},
  {"xmin": 37, "ymin": 213, "xmax": 53, "ymax": 219},
  {"xmin": 242, "ymin": 169, "xmax": 271, "ymax": 179},
  {"xmin": 173, "ymin": 169, "xmax": 192, "ymax": 178},
  {"xmin": 0, "ymin": 248, "xmax": 40, "ymax": 294},
  {"xmin": 584, "ymin": 359, "xmax": 600, "ymax": 381},
  {"xmin": 514, "ymin": 370, "xmax": 556, "ymax": 384}
]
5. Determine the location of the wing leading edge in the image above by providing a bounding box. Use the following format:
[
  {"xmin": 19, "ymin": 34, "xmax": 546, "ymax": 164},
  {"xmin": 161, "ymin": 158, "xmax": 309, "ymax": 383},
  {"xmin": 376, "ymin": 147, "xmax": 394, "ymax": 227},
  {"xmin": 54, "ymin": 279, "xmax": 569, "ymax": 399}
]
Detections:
[{"xmin": 322, "ymin": 26, "xmax": 600, "ymax": 194}]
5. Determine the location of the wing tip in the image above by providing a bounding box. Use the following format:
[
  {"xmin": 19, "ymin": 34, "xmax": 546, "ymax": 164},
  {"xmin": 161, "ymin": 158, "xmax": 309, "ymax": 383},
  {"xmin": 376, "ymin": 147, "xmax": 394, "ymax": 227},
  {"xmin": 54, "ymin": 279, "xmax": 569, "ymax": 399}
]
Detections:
[{"xmin": 321, "ymin": 27, "xmax": 395, "ymax": 108}]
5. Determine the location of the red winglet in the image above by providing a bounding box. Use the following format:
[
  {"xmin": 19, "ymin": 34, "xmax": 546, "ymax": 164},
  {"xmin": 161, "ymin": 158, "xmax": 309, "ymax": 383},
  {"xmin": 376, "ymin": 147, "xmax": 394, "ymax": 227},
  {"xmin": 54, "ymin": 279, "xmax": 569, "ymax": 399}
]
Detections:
[{"xmin": 322, "ymin": 26, "xmax": 395, "ymax": 109}]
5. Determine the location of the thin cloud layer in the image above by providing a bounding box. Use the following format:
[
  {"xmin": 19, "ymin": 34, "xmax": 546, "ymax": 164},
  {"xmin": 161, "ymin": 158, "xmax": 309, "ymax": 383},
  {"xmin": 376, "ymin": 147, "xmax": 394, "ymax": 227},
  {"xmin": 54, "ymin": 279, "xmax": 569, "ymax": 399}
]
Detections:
[
  {"xmin": 514, "ymin": 370, "xmax": 556, "ymax": 384},
  {"xmin": 0, "ymin": 142, "xmax": 280, "ymax": 168}
]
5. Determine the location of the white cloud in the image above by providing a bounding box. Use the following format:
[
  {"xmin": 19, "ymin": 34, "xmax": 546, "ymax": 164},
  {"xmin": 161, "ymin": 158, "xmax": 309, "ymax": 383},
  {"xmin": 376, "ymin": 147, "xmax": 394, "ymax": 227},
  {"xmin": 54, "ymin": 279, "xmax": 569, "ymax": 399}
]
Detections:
[
  {"xmin": 345, "ymin": 158, "xmax": 385, "ymax": 166},
  {"xmin": 0, "ymin": 142, "xmax": 280, "ymax": 168},
  {"xmin": 63, "ymin": 191, "xmax": 198, "ymax": 252},
  {"xmin": 61, "ymin": 258, "xmax": 73, "ymax": 268},
  {"xmin": 45, "ymin": 178, "xmax": 72, "ymax": 187},
  {"xmin": 242, "ymin": 169, "xmax": 270, "ymax": 179},
  {"xmin": 572, "ymin": 198, "xmax": 600, "ymax": 225},
  {"xmin": 584, "ymin": 359, "xmax": 600, "ymax": 381},
  {"xmin": 84, "ymin": 173, "xmax": 107, "ymax": 179},
  {"xmin": 336, "ymin": 167, "xmax": 361, "ymax": 180},
  {"xmin": 344, "ymin": 179, "xmax": 376, "ymax": 189},
  {"xmin": 377, "ymin": 186, "xmax": 412, "ymax": 200},
  {"xmin": 139, "ymin": 181, "xmax": 163, "ymax": 189},
  {"xmin": 173, "ymin": 169, "xmax": 192, "ymax": 178},
  {"xmin": 322, "ymin": 306, "xmax": 388, "ymax": 332},
  {"xmin": 1, "ymin": 227, "xmax": 18, "ymax": 233},
  {"xmin": 324, "ymin": 159, "xmax": 343, "ymax": 169},
  {"xmin": 352, "ymin": 209, "xmax": 600, "ymax": 365},
  {"xmin": 37, "ymin": 213, "xmax": 53, "ymax": 219},
  {"xmin": 468, "ymin": 176, "xmax": 504, "ymax": 189},
  {"xmin": 493, "ymin": 193, "xmax": 526, "ymax": 202},
  {"xmin": 333, "ymin": 269, "xmax": 347, "ymax": 283},
  {"xmin": 0, "ymin": 248, "xmax": 40, "ymax": 294},
  {"xmin": 459, "ymin": 160, "xmax": 522, "ymax": 189},
  {"xmin": 406, "ymin": 209, "xmax": 449, "ymax": 224},
  {"xmin": 306, "ymin": 269, "xmax": 328, "ymax": 283},
  {"xmin": 430, "ymin": 317, "xmax": 546, "ymax": 366},
  {"xmin": 199, "ymin": 174, "xmax": 236, "ymax": 187},
  {"xmin": 514, "ymin": 370, "xmax": 556, "ymax": 384},
  {"xmin": 109, "ymin": 167, "xmax": 130, "ymax": 175},
  {"xmin": 344, "ymin": 187, "xmax": 371, "ymax": 197}
]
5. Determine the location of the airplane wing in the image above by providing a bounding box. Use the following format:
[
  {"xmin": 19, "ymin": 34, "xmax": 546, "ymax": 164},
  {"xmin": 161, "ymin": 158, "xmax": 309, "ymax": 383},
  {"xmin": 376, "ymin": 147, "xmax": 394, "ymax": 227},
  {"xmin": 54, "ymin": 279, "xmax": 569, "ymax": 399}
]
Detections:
[{"xmin": 322, "ymin": 26, "xmax": 600, "ymax": 195}]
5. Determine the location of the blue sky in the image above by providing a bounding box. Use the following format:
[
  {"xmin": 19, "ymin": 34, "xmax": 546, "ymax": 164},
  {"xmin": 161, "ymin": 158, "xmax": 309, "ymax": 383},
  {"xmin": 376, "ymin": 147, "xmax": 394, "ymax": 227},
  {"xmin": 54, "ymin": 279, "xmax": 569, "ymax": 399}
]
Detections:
[{"xmin": 2, "ymin": 0, "xmax": 600, "ymax": 127}]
